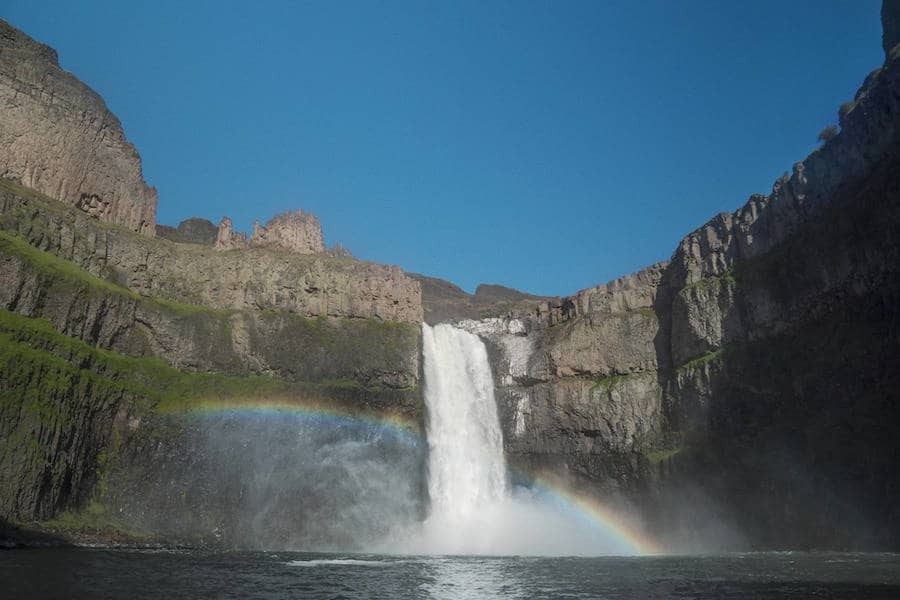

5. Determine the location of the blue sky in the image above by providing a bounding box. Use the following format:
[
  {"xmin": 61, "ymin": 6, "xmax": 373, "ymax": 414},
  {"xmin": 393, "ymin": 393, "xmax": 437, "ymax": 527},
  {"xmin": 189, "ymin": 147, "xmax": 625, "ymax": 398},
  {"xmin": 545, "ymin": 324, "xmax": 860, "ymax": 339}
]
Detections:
[{"xmin": 3, "ymin": 1, "xmax": 883, "ymax": 295}]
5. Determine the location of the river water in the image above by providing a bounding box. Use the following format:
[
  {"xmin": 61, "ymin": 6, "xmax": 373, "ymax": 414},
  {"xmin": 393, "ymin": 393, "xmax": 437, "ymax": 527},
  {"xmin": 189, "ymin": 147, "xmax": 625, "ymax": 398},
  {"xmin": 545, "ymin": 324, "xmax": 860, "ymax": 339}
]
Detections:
[{"xmin": 3, "ymin": 549, "xmax": 900, "ymax": 599}]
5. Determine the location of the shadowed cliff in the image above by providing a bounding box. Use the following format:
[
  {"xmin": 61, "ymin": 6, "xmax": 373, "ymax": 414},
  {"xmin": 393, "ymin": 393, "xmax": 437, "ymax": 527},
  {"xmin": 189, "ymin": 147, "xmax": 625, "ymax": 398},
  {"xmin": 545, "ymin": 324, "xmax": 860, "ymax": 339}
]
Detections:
[{"xmin": 467, "ymin": 1, "xmax": 900, "ymax": 551}]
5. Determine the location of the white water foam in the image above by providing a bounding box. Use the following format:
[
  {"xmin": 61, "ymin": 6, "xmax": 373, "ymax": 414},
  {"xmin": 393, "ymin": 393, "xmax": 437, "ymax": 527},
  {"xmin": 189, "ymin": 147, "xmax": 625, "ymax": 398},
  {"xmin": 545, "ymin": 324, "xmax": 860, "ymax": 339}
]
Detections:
[
  {"xmin": 420, "ymin": 323, "xmax": 507, "ymax": 554},
  {"xmin": 412, "ymin": 323, "xmax": 633, "ymax": 556},
  {"xmin": 286, "ymin": 558, "xmax": 409, "ymax": 567}
]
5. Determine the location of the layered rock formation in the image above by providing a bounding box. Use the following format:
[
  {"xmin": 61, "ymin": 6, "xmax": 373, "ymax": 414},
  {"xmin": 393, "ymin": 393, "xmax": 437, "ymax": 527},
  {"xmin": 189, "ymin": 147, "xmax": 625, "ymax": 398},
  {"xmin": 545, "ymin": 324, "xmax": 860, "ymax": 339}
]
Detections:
[
  {"xmin": 454, "ymin": 267, "xmax": 667, "ymax": 500},
  {"xmin": 0, "ymin": 27, "xmax": 419, "ymax": 527},
  {"xmin": 214, "ymin": 216, "xmax": 246, "ymax": 250},
  {"xmin": 0, "ymin": 20, "xmax": 157, "ymax": 235},
  {"xmin": 250, "ymin": 210, "xmax": 324, "ymax": 253},
  {"xmin": 215, "ymin": 210, "xmax": 325, "ymax": 254},
  {"xmin": 0, "ymin": 178, "xmax": 423, "ymax": 525},
  {"xmin": 0, "ymin": 183, "xmax": 421, "ymax": 322}
]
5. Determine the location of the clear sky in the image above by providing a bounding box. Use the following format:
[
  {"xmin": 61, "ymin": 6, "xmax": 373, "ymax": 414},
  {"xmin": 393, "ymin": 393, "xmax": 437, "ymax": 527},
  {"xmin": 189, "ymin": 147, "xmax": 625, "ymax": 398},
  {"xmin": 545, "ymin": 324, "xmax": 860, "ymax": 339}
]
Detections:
[{"xmin": 3, "ymin": 1, "xmax": 884, "ymax": 296}]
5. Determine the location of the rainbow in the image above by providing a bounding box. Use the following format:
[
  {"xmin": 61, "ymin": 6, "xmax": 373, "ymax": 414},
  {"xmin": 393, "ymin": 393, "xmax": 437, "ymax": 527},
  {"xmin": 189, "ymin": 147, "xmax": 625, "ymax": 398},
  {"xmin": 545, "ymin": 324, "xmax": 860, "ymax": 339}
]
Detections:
[
  {"xmin": 515, "ymin": 470, "xmax": 664, "ymax": 555},
  {"xmin": 161, "ymin": 397, "xmax": 663, "ymax": 555},
  {"xmin": 160, "ymin": 397, "xmax": 423, "ymax": 449}
]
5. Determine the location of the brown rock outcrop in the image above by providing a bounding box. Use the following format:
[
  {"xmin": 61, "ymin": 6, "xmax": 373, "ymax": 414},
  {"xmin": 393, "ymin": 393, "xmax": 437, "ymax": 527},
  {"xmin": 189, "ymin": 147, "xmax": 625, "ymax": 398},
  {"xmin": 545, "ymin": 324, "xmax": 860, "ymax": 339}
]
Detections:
[
  {"xmin": 215, "ymin": 210, "xmax": 325, "ymax": 254},
  {"xmin": 0, "ymin": 181, "xmax": 423, "ymax": 323},
  {"xmin": 250, "ymin": 210, "xmax": 324, "ymax": 253},
  {"xmin": 0, "ymin": 19, "xmax": 157, "ymax": 235},
  {"xmin": 215, "ymin": 216, "xmax": 247, "ymax": 250}
]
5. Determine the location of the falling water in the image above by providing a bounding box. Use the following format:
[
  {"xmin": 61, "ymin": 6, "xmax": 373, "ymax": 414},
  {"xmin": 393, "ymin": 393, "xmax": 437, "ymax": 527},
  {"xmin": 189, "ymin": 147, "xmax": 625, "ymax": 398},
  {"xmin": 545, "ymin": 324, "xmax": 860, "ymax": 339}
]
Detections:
[
  {"xmin": 416, "ymin": 322, "xmax": 644, "ymax": 556},
  {"xmin": 420, "ymin": 323, "xmax": 507, "ymax": 551}
]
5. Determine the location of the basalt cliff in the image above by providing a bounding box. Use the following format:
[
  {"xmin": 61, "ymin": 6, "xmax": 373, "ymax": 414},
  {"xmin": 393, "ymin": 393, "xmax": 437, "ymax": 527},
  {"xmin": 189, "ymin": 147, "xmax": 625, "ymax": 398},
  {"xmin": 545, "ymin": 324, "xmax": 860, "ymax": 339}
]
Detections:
[
  {"xmin": 0, "ymin": 17, "xmax": 423, "ymax": 545},
  {"xmin": 0, "ymin": 21, "xmax": 157, "ymax": 236},
  {"xmin": 1, "ymin": 5, "xmax": 899, "ymax": 551},
  {"xmin": 450, "ymin": 8, "xmax": 900, "ymax": 550}
]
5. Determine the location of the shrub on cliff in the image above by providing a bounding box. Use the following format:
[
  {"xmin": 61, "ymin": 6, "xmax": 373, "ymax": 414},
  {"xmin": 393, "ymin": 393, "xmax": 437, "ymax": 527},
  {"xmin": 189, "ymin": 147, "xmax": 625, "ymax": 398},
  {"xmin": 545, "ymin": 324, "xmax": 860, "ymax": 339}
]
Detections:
[
  {"xmin": 817, "ymin": 124, "xmax": 839, "ymax": 145},
  {"xmin": 839, "ymin": 101, "xmax": 855, "ymax": 120}
]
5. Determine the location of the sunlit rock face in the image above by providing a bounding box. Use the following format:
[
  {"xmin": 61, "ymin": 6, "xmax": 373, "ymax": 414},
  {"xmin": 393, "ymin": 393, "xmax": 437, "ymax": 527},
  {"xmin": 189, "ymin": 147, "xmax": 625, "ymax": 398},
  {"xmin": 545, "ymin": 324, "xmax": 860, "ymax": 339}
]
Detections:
[
  {"xmin": 0, "ymin": 185, "xmax": 424, "ymax": 323},
  {"xmin": 0, "ymin": 19, "xmax": 158, "ymax": 235},
  {"xmin": 250, "ymin": 210, "xmax": 325, "ymax": 254},
  {"xmin": 215, "ymin": 210, "xmax": 325, "ymax": 254}
]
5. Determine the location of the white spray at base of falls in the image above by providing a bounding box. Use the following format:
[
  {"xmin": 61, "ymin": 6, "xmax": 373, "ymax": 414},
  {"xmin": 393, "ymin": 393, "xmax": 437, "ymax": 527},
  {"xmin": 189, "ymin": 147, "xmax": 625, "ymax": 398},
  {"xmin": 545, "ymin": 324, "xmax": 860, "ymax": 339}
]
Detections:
[
  {"xmin": 420, "ymin": 323, "xmax": 507, "ymax": 552},
  {"xmin": 412, "ymin": 323, "xmax": 641, "ymax": 556}
]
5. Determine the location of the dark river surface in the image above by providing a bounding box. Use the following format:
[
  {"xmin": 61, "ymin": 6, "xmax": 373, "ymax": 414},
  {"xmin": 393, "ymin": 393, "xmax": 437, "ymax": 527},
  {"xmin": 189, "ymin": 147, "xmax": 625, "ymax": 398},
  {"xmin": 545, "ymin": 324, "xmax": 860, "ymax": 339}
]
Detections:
[{"xmin": 2, "ymin": 549, "xmax": 900, "ymax": 599}]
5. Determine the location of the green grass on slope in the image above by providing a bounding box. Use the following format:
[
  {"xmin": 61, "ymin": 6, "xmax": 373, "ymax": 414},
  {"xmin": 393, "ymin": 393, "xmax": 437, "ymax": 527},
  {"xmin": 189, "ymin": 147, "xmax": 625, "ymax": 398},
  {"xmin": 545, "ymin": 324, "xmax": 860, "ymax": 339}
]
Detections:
[
  {"xmin": 0, "ymin": 229, "xmax": 233, "ymax": 318},
  {"xmin": 0, "ymin": 230, "xmax": 138, "ymax": 299},
  {"xmin": 0, "ymin": 309, "xmax": 299, "ymax": 414},
  {"xmin": 0, "ymin": 308, "xmax": 404, "ymax": 413}
]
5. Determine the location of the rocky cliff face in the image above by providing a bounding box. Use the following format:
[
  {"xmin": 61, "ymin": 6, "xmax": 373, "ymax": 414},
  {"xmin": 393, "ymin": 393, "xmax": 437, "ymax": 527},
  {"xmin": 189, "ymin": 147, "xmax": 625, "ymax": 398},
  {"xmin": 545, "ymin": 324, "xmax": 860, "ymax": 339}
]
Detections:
[
  {"xmin": 0, "ymin": 182, "xmax": 421, "ymax": 323},
  {"xmin": 250, "ymin": 210, "xmax": 324, "ymax": 253},
  {"xmin": 453, "ymin": 266, "xmax": 667, "ymax": 501},
  {"xmin": 447, "ymin": 4, "xmax": 900, "ymax": 550},
  {"xmin": 0, "ymin": 19, "xmax": 425, "ymax": 535},
  {"xmin": 0, "ymin": 20, "xmax": 157, "ymax": 236},
  {"xmin": 0, "ymin": 178, "xmax": 423, "ymax": 528},
  {"xmin": 214, "ymin": 216, "xmax": 247, "ymax": 250},
  {"xmin": 214, "ymin": 210, "xmax": 325, "ymax": 254}
]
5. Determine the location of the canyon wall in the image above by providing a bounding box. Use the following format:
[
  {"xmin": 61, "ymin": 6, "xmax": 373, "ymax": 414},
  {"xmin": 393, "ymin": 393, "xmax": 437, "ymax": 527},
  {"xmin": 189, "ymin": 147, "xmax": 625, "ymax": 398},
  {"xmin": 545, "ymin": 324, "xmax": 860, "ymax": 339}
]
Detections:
[
  {"xmin": 0, "ymin": 19, "xmax": 425, "ymax": 535},
  {"xmin": 0, "ymin": 183, "xmax": 421, "ymax": 323},
  {"xmin": 0, "ymin": 176, "xmax": 423, "ymax": 526},
  {"xmin": 445, "ymin": 12, "xmax": 900, "ymax": 550},
  {"xmin": 0, "ymin": 20, "xmax": 157, "ymax": 236},
  {"xmin": 214, "ymin": 210, "xmax": 325, "ymax": 254}
]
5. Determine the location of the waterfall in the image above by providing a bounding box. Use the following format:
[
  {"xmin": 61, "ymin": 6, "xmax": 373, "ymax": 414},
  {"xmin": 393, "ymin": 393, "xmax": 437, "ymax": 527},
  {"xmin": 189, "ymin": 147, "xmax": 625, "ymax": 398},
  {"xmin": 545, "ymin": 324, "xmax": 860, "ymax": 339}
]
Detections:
[
  {"xmin": 420, "ymin": 323, "xmax": 508, "ymax": 553},
  {"xmin": 415, "ymin": 322, "xmax": 642, "ymax": 556}
]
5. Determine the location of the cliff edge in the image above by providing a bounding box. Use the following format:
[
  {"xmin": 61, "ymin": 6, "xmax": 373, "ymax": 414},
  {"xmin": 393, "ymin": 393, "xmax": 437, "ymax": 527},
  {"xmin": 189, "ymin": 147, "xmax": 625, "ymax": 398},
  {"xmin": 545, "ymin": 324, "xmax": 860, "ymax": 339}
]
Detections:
[{"xmin": 0, "ymin": 19, "xmax": 157, "ymax": 235}]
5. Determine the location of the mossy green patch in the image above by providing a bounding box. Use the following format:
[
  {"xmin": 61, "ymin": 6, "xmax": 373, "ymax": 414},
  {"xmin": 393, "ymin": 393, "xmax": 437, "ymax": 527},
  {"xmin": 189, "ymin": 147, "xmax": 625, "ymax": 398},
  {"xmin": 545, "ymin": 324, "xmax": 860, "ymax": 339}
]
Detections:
[
  {"xmin": 643, "ymin": 447, "xmax": 682, "ymax": 465},
  {"xmin": 676, "ymin": 349, "xmax": 725, "ymax": 372},
  {"xmin": 0, "ymin": 230, "xmax": 138, "ymax": 298},
  {"xmin": 0, "ymin": 229, "xmax": 234, "ymax": 322},
  {"xmin": 591, "ymin": 373, "xmax": 630, "ymax": 393},
  {"xmin": 0, "ymin": 177, "xmax": 57, "ymax": 205},
  {"xmin": 681, "ymin": 267, "xmax": 738, "ymax": 294},
  {"xmin": 0, "ymin": 227, "xmax": 419, "ymax": 393},
  {"xmin": 0, "ymin": 309, "xmax": 411, "ymax": 418},
  {"xmin": 635, "ymin": 306, "xmax": 657, "ymax": 318},
  {"xmin": 0, "ymin": 309, "xmax": 289, "ymax": 414},
  {"xmin": 38, "ymin": 500, "xmax": 151, "ymax": 541}
]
